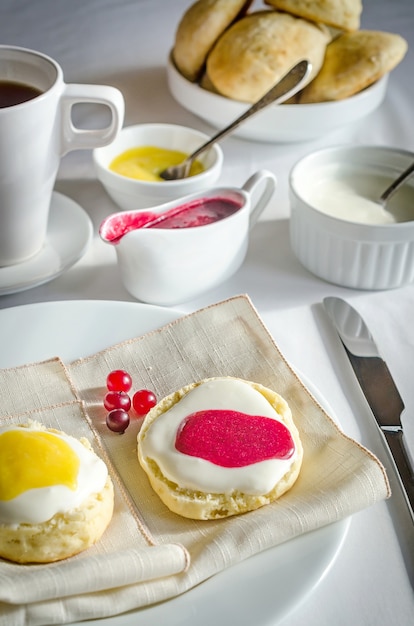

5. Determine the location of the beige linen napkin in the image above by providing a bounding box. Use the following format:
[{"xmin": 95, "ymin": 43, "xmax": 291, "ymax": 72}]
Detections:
[{"xmin": 0, "ymin": 295, "xmax": 390, "ymax": 626}]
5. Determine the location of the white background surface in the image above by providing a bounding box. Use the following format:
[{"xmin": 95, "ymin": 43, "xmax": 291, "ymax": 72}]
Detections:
[{"xmin": 0, "ymin": 1, "xmax": 414, "ymax": 624}]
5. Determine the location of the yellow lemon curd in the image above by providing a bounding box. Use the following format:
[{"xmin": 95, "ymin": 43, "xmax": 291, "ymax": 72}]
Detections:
[
  {"xmin": 0, "ymin": 430, "xmax": 79, "ymax": 500},
  {"xmin": 109, "ymin": 145, "xmax": 204, "ymax": 181}
]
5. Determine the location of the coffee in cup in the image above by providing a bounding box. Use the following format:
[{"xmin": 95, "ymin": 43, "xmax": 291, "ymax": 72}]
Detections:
[
  {"xmin": 0, "ymin": 45, "xmax": 125, "ymax": 266},
  {"xmin": 0, "ymin": 80, "xmax": 43, "ymax": 108}
]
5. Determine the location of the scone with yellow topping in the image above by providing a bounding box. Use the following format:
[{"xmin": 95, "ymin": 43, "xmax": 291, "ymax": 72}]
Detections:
[
  {"xmin": 138, "ymin": 377, "xmax": 303, "ymax": 520},
  {"xmin": 0, "ymin": 421, "xmax": 113, "ymax": 564}
]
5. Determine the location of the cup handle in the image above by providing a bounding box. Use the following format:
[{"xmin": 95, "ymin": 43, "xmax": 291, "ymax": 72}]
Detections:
[
  {"xmin": 242, "ymin": 169, "xmax": 277, "ymax": 229},
  {"xmin": 60, "ymin": 83, "xmax": 125, "ymax": 155}
]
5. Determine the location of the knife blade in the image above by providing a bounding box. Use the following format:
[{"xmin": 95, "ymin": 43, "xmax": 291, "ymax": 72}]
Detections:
[{"xmin": 323, "ymin": 296, "xmax": 414, "ymax": 522}]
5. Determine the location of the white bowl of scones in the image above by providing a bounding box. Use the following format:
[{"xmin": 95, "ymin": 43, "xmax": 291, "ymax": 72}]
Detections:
[{"xmin": 167, "ymin": 0, "xmax": 407, "ymax": 142}]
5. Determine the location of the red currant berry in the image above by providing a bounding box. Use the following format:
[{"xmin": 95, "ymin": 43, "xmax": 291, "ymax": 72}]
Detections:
[
  {"xmin": 104, "ymin": 391, "xmax": 131, "ymax": 412},
  {"xmin": 132, "ymin": 389, "xmax": 157, "ymax": 416},
  {"xmin": 106, "ymin": 409, "xmax": 130, "ymax": 434},
  {"xmin": 106, "ymin": 369, "xmax": 132, "ymax": 393}
]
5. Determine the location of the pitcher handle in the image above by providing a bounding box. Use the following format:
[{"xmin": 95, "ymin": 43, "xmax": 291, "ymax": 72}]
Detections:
[{"xmin": 242, "ymin": 170, "xmax": 277, "ymax": 229}]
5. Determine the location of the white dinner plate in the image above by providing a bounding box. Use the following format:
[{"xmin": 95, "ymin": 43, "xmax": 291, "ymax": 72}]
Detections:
[
  {"xmin": 0, "ymin": 300, "xmax": 350, "ymax": 626},
  {"xmin": 167, "ymin": 53, "xmax": 389, "ymax": 143},
  {"xmin": 0, "ymin": 192, "xmax": 93, "ymax": 296}
]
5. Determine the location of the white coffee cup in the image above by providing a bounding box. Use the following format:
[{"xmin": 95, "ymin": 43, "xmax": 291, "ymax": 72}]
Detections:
[{"xmin": 0, "ymin": 45, "xmax": 125, "ymax": 266}]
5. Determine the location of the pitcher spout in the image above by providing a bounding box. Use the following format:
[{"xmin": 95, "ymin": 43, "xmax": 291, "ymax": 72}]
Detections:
[{"xmin": 99, "ymin": 209, "xmax": 162, "ymax": 244}]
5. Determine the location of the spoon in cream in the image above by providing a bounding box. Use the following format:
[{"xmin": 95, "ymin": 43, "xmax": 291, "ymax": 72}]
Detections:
[
  {"xmin": 160, "ymin": 59, "xmax": 312, "ymax": 181},
  {"xmin": 379, "ymin": 160, "xmax": 414, "ymax": 207}
]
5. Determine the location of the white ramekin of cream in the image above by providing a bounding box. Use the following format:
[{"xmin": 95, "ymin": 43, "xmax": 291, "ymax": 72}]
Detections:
[{"xmin": 289, "ymin": 145, "xmax": 414, "ymax": 290}]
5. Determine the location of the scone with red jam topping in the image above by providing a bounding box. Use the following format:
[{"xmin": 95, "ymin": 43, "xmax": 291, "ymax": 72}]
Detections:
[{"xmin": 138, "ymin": 377, "xmax": 303, "ymax": 520}]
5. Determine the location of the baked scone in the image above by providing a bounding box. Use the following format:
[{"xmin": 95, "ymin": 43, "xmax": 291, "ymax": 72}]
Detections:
[
  {"xmin": 264, "ymin": 0, "xmax": 362, "ymax": 32},
  {"xmin": 206, "ymin": 10, "xmax": 330, "ymax": 102},
  {"xmin": 0, "ymin": 421, "xmax": 113, "ymax": 564},
  {"xmin": 298, "ymin": 30, "xmax": 408, "ymax": 102},
  {"xmin": 138, "ymin": 377, "xmax": 303, "ymax": 520},
  {"xmin": 172, "ymin": 0, "xmax": 253, "ymax": 82}
]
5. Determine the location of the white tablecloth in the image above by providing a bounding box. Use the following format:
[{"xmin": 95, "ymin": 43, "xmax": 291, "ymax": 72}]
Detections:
[{"xmin": 0, "ymin": 1, "xmax": 413, "ymax": 624}]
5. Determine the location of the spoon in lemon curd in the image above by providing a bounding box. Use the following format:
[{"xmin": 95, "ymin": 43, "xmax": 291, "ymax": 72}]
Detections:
[{"xmin": 109, "ymin": 145, "xmax": 204, "ymax": 182}]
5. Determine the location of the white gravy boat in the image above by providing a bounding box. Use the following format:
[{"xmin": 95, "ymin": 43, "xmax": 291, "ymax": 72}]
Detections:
[{"xmin": 99, "ymin": 169, "xmax": 276, "ymax": 305}]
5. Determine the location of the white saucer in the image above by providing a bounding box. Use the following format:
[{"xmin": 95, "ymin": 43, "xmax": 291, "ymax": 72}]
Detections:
[{"xmin": 0, "ymin": 192, "xmax": 93, "ymax": 296}]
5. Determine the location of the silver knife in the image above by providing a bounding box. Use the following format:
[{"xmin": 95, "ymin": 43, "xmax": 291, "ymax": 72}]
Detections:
[{"xmin": 323, "ymin": 296, "xmax": 414, "ymax": 522}]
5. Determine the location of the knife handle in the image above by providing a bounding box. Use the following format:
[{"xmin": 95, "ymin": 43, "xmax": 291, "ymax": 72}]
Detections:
[{"xmin": 383, "ymin": 429, "xmax": 414, "ymax": 522}]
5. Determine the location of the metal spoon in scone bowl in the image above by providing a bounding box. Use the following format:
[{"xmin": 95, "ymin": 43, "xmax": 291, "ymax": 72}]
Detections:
[{"xmin": 160, "ymin": 59, "xmax": 312, "ymax": 181}]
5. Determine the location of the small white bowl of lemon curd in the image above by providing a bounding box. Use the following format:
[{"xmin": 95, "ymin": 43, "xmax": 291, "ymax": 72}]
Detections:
[{"xmin": 93, "ymin": 123, "xmax": 223, "ymax": 211}]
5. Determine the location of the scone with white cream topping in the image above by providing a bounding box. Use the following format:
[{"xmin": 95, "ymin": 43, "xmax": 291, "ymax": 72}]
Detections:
[{"xmin": 138, "ymin": 377, "xmax": 303, "ymax": 520}]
